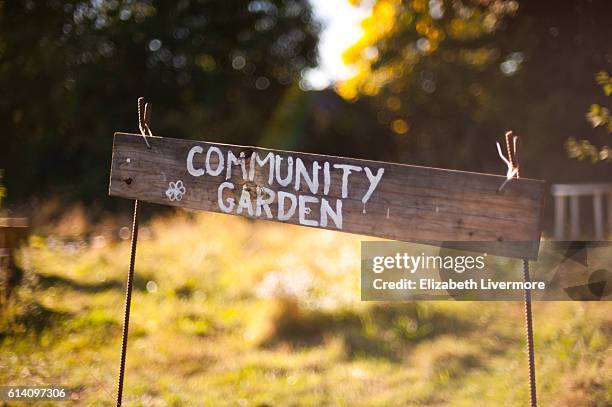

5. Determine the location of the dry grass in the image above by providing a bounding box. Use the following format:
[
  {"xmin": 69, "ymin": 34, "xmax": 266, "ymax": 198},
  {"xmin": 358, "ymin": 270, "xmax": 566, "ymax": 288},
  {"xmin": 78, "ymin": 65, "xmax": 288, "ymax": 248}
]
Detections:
[{"xmin": 1, "ymin": 211, "xmax": 611, "ymax": 406}]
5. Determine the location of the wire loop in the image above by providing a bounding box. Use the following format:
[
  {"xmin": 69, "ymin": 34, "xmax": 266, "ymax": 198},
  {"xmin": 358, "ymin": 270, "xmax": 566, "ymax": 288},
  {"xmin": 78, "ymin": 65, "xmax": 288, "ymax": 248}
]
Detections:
[
  {"xmin": 497, "ymin": 130, "xmax": 520, "ymax": 192},
  {"xmin": 137, "ymin": 97, "xmax": 152, "ymax": 149}
]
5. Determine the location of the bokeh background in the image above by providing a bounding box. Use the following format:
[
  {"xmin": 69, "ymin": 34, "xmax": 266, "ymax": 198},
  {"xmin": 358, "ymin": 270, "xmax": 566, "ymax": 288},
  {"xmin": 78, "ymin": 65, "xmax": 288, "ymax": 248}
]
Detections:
[{"xmin": 1, "ymin": 0, "xmax": 611, "ymax": 405}]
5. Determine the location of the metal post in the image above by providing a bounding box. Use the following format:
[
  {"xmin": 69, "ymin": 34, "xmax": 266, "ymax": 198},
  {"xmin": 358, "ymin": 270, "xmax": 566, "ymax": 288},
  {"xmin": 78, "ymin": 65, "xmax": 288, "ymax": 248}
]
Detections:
[
  {"xmin": 116, "ymin": 199, "xmax": 141, "ymax": 406},
  {"xmin": 501, "ymin": 131, "xmax": 537, "ymax": 406},
  {"xmin": 115, "ymin": 97, "xmax": 152, "ymax": 406},
  {"xmin": 523, "ymin": 259, "xmax": 537, "ymax": 407}
]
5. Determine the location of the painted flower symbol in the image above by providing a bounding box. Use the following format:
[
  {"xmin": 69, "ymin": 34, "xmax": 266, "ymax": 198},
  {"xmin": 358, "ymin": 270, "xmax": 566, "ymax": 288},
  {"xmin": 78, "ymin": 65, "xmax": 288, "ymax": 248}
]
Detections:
[{"xmin": 165, "ymin": 180, "xmax": 186, "ymax": 201}]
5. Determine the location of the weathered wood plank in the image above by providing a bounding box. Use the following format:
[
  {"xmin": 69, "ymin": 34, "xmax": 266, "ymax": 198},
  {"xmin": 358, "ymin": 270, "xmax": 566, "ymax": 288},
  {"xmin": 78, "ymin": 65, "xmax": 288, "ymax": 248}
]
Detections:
[{"xmin": 109, "ymin": 133, "xmax": 545, "ymax": 259}]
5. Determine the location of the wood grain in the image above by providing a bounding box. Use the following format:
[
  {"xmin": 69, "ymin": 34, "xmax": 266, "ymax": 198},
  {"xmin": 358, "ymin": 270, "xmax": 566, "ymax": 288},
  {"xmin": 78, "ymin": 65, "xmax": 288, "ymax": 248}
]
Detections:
[{"xmin": 109, "ymin": 133, "xmax": 545, "ymax": 259}]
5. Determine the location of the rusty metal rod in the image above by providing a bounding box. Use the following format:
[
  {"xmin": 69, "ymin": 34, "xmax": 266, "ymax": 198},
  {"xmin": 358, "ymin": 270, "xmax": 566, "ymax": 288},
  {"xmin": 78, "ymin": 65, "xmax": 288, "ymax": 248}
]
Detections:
[
  {"xmin": 116, "ymin": 199, "xmax": 141, "ymax": 406},
  {"xmin": 523, "ymin": 259, "xmax": 537, "ymax": 407},
  {"xmin": 503, "ymin": 131, "xmax": 537, "ymax": 406}
]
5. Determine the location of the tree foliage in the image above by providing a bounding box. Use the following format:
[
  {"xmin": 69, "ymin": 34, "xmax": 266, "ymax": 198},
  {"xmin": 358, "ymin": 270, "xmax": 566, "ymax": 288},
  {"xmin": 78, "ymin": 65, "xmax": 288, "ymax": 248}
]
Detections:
[
  {"xmin": 0, "ymin": 0, "xmax": 319, "ymax": 201},
  {"xmin": 566, "ymin": 71, "xmax": 612, "ymax": 163},
  {"xmin": 339, "ymin": 0, "xmax": 517, "ymax": 101},
  {"xmin": 338, "ymin": 0, "xmax": 519, "ymax": 156},
  {"xmin": 339, "ymin": 0, "xmax": 612, "ymax": 178}
]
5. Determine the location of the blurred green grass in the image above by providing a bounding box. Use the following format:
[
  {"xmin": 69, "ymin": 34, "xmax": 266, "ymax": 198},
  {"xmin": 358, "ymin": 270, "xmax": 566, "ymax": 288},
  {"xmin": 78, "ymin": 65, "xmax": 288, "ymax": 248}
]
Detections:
[{"xmin": 1, "ymin": 212, "xmax": 611, "ymax": 406}]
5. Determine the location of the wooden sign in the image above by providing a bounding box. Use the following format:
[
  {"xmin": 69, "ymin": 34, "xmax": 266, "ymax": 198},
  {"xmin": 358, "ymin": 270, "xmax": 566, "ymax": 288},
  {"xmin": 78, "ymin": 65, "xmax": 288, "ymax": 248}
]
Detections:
[{"xmin": 109, "ymin": 133, "xmax": 545, "ymax": 259}]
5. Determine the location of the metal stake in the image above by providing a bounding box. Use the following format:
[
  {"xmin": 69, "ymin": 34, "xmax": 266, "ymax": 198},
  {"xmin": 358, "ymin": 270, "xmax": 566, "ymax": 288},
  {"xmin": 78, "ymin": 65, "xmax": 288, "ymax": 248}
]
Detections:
[
  {"xmin": 498, "ymin": 131, "xmax": 537, "ymax": 406},
  {"xmin": 116, "ymin": 199, "xmax": 141, "ymax": 406},
  {"xmin": 523, "ymin": 259, "xmax": 537, "ymax": 407},
  {"xmin": 116, "ymin": 98, "xmax": 152, "ymax": 406}
]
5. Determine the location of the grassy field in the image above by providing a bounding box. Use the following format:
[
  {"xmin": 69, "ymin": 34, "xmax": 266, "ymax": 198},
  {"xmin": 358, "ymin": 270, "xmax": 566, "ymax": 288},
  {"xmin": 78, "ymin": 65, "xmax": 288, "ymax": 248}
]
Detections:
[{"xmin": 1, "ymin": 211, "xmax": 611, "ymax": 406}]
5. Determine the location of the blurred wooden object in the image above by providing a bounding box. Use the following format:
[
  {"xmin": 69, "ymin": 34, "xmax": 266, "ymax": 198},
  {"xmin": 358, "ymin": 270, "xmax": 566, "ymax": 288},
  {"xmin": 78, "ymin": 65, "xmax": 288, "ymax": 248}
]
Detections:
[
  {"xmin": 0, "ymin": 217, "xmax": 29, "ymax": 301},
  {"xmin": 551, "ymin": 183, "xmax": 612, "ymax": 240}
]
